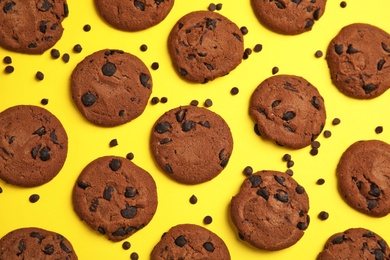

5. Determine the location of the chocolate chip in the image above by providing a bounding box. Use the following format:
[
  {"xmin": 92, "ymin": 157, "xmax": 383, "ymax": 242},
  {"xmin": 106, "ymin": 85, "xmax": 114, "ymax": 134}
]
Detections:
[
  {"xmin": 346, "ymin": 44, "xmax": 358, "ymax": 54},
  {"xmin": 109, "ymin": 139, "xmax": 118, "ymax": 147},
  {"xmin": 151, "ymin": 62, "xmax": 159, "ymax": 70},
  {"xmin": 272, "ymin": 66, "xmax": 279, "ymax": 75},
  {"xmin": 274, "ymin": 175, "xmax": 285, "ymax": 186},
  {"xmin": 367, "ymin": 199, "xmax": 378, "ymax": 210},
  {"xmin": 231, "ymin": 87, "xmax": 239, "ymax": 95},
  {"xmin": 315, "ymin": 50, "xmax": 323, "ymax": 58},
  {"xmin": 103, "ymin": 186, "xmax": 114, "ymax": 201},
  {"xmin": 362, "ymin": 84, "xmax": 378, "ymax": 94},
  {"xmin": 274, "ymin": 191, "xmax": 289, "ymax": 202},
  {"xmin": 375, "ymin": 126, "xmax": 383, "ymax": 134},
  {"xmin": 50, "ymin": 49, "xmax": 60, "ymax": 59},
  {"xmin": 134, "ymin": 0, "xmax": 145, "ymax": 11},
  {"xmin": 285, "ymin": 169, "xmax": 293, "ymax": 176},
  {"xmin": 305, "ymin": 19, "xmax": 314, "ymax": 29},
  {"xmin": 331, "ymin": 235, "xmax": 345, "ymax": 244},
  {"xmin": 249, "ymin": 175, "xmax": 262, "ymax": 188},
  {"xmin": 208, "ymin": 3, "xmax": 216, "ymax": 11},
  {"xmin": 121, "ymin": 205, "xmax": 137, "ymax": 219},
  {"xmin": 189, "ymin": 195, "xmax": 198, "ymax": 204},
  {"xmin": 203, "ymin": 242, "xmax": 215, "ymax": 252},
  {"xmin": 30, "ymin": 232, "xmax": 44, "ymax": 243},
  {"xmin": 311, "ymin": 96, "xmax": 320, "ymax": 110},
  {"xmin": 272, "ymin": 100, "xmax": 281, "ymax": 108},
  {"xmin": 190, "ymin": 100, "xmax": 199, "ymax": 106},
  {"xmin": 282, "ymin": 111, "xmax": 295, "ymax": 121},
  {"xmin": 254, "ymin": 44, "xmax": 263, "ymax": 52},
  {"xmin": 3, "ymin": 2, "xmax": 15, "ymax": 13},
  {"xmin": 102, "ymin": 62, "xmax": 116, "ymax": 76},
  {"xmin": 0, "ymin": 187, "xmax": 3, "ymax": 193},
  {"xmin": 155, "ymin": 121, "xmax": 172, "ymax": 134},
  {"xmin": 216, "ymin": 3, "xmax": 222, "ymax": 10},
  {"xmin": 256, "ymin": 188, "xmax": 269, "ymax": 200},
  {"xmin": 204, "ymin": 99, "xmax": 213, "ymax": 107},
  {"xmin": 340, "ymin": 1, "xmax": 347, "ymax": 8},
  {"xmin": 369, "ymin": 183, "xmax": 381, "ymax": 197},
  {"xmin": 151, "ymin": 97, "xmax": 160, "ymax": 105},
  {"xmin": 274, "ymin": 0, "xmax": 286, "ymax": 9},
  {"xmin": 130, "ymin": 252, "xmax": 139, "ymax": 260},
  {"xmin": 81, "ymin": 92, "xmax": 97, "ymax": 107},
  {"xmin": 29, "ymin": 194, "xmax": 40, "ymax": 203},
  {"xmin": 122, "ymin": 241, "xmax": 131, "ymax": 250},
  {"xmin": 140, "ymin": 44, "xmax": 148, "ymax": 52},
  {"xmin": 109, "ymin": 159, "xmax": 121, "ymax": 171},
  {"xmin": 203, "ymin": 215, "xmax": 213, "ymax": 224},
  {"xmin": 17, "ymin": 239, "xmax": 25, "ymax": 255},
  {"xmin": 43, "ymin": 244, "xmax": 54, "ymax": 255},
  {"xmin": 4, "ymin": 65, "xmax": 14, "ymax": 74},
  {"xmin": 39, "ymin": 147, "xmax": 50, "ymax": 161},
  {"xmin": 282, "ymin": 154, "xmax": 291, "ymax": 161},
  {"xmin": 3, "ymin": 56, "xmax": 12, "ymax": 64},
  {"xmin": 165, "ymin": 164, "xmax": 173, "ymax": 174},
  {"xmin": 182, "ymin": 120, "xmax": 195, "ymax": 132},
  {"xmin": 316, "ymin": 178, "xmax": 325, "ymax": 185},
  {"xmin": 323, "ymin": 130, "xmax": 331, "ymax": 138},
  {"xmin": 310, "ymin": 148, "xmax": 318, "ymax": 156},
  {"xmin": 198, "ymin": 121, "xmax": 210, "ymax": 128},
  {"xmin": 243, "ymin": 166, "xmax": 253, "ymax": 176},
  {"xmin": 73, "ymin": 44, "xmax": 82, "ymax": 53},
  {"xmin": 83, "ymin": 24, "xmax": 91, "ymax": 32},
  {"xmin": 240, "ymin": 26, "xmax": 248, "ymax": 35},
  {"xmin": 125, "ymin": 187, "xmax": 138, "ymax": 198},
  {"xmin": 334, "ymin": 44, "xmax": 343, "ymax": 55},
  {"xmin": 62, "ymin": 53, "xmax": 70, "ymax": 63},
  {"xmin": 332, "ymin": 118, "xmax": 341, "ymax": 125},
  {"xmin": 160, "ymin": 138, "xmax": 172, "ymax": 144},
  {"xmin": 377, "ymin": 59, "xmax": 386, "ymax": 70},
  {"xmin": 77, "ymin": 181, "xmax": 89, "ymax": 189},
  {"xmin": 175, "ymin": 109, "xmax": 187, "ymax": 122},
  {"xmin": 140, "ymin": 73, "xmax": 151, "ymax": 88},
  {"xmin": 35, "ymin": 71, "xmax": 44, "ymax": 81},
  {"xmin": 33, "ymin": 126, "xmax": 46, "ymax": 136},
  {"xmin": 313, "ymin": 9, "xmax": 321, "ymax": 20},
  {"xmin": 98, "ymin": 227, "xmax": 106, "ymax": 234},
  {"xmin": 297, "ymin": 222, "xmax": 308, "ymax": 230},
  {"xmin": 179, "ymin": 68, "xmax": 188, "ymax": 76},
  {"xmin": 126, "ymin": 152, "xmax": 134, "ymax": 160},
  {"xmin": 312, "ymin": 141, "xmax": 321, "ymax": 148},
  {"xmin": 318, "ymin": 211, "xmax": 329, "ymax": 220},
  {"xmin": 175, "ymin": 236, "xmax": 187, "ymax": 247}
]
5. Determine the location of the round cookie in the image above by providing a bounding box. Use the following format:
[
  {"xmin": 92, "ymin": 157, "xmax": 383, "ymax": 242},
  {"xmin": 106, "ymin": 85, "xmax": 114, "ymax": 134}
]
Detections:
[
  {"xmin": 0, "ymin": 227, "xmax": 77, "ymax": 259},
  {"xmin": 151, "ymin": 224, "xmax": 231, "ymax": 260},
  {"xmin": 251, "ymin": 0, "xmax": 327, "ymax": 35},
  {"xmin": 230, "ymin": 170, "xmax": 310, "ymax": 250},
  {"xmin": 326, "ymin": 23, "xmax": 390, "ymax": 99},
  {"xmin": 0, "ymin": 0, "xmax": 69, "ymax": 54},
  {"xmin": 71, "ymin": 49, "xmax": 152, "ymax": 127},
  {"xmin": 95, "ymin": 0, "xmax": 174, "ymax": 31},
  {"xmin": 317, "ymin": 228, "xmax": 390, "ymax": 259},
  {"xmin": 336, "ymin": 140, "xmax": 390, "ymax": 217},
  {"xmin": 250, "ymin": 74, "xmax": 326, "ymax": 149},
  {"xmin": 168, "ymin": 10, "xmax": 244, "ymax": 83},
  {"xmin": 72, "ymin": 156, "xmax": 158, "ymax": 242},
  {"xmin": 0, "ymin": 105, "xmax": 68, "ymax": 187},
  {"xmin": 150, "ymin": 105, "xmax": 233, "ymax": 184}
]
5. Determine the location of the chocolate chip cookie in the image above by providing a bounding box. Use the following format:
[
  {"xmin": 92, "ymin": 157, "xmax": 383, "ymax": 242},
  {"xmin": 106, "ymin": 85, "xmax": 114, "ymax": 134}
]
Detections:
[
  {"xmin": 71, "ymin": 49, "xmax": 152, "ymax": 127},
  {"xmin": 0, "ymin": 105, "xmax": 68, "ymax": 187},
  {"xmin": 317, "ymin": 228, "xmax": 390, "ymax": 259},
  {"xmin": 251, "ymin": 0, "xmax": 327, "ymax": 35},
  {"xmin": 72, "ymin": 156, "xmax": 158, "ymax": 241},
  {"xmin": 150, "ymin": 105, "xmax": 233, "ymax": 184},
  {"xmin": 0, "ymin": 227, "xmax": 77, "ymax": 259},
  {"xmin": 326, "ymin": 23, "xmax": 390, "ymax": 99},
  {"xmin": 250, "ymin": 75, "xmax": 326, "ymax": 149},
  {"xmin": 0, "ymin": 0, "xmax": 69, "ymax": 54},
  {"xmin": 95, "ymin": 0, "xmax": 174, "ymax": 31},
  {"xmin": 168, "ymin": 10, "xmax": 244, "ymax": 83},
  {"xmin": 230, "ymin": 170, "xmax": 310, "ymax": 250},
  {"xmin": 150, "ymin": 224, "xmax": 231, "ymax": 260},
  {"xmin": 337, "ymin": 140, "xmax": 390, "ymax": 217}
]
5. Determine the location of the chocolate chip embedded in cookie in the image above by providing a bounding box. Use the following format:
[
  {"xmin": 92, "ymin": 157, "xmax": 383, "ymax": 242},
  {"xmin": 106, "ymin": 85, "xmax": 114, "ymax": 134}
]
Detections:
[
  {"xmin": 317, "ymin": 228, "xmax": 390, "ymax": 259},
  {"xmin": 0, "ymin": 105, "xmax": 68, "ymax": 187},
  {"xmin": 230, "ymin": 170, "xmax": 310, "ymax": 250},
  {"xmin": 71, "ymin": 49, "xmax": 152, "ymax": 127},
  {"xmin": 72, "ymin": 156, "xmax": 158, "ymax": 242},
  {"xmin": 150, "ymin": 105, "xmax": 233, "ymax": 184},
  {"xmin": 95, "ymin": 0, "xmax": 174, "ymax": 31},
  {"xmin": 150, "ymin": 224, "xmax": 231, "ymax": 260},
  {"xmin": 337, "ymin": 140, "xmax": 390, "ymax": 217},
  {"xmin": 250, "ymin": 75, "xmax": 326, "ymax": 149},
  {"xmin": 251, "ymin": 0, "xmax": 327, "ymax": 35},
  {"xmin": 168, "ymin": 10, "xmax": 244, "ymax": 83},
  {"xmin": 0, "ymin": 0, "xmax": 69, "ymax": 54},
  {"xmin": 0, "ymin": 227, "xmax": 78, "ymax": 259},
  {"xmin": 326, "ymin": 23, "xmax": 390, "ymax": 99}
]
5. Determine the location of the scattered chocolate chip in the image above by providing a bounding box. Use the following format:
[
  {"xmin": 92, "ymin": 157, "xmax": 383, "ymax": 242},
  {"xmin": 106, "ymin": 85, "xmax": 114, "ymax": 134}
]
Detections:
[
  {"xmin": 4, "ymin": 65, "xmax": 14, "ymax": 74},
  {"xmin": 316, "ymin": 178, "xmax": 325, "ymax": 185},
  {"xmin": 160, "ymin": 97, "xmax": 168, "ymax": 103},
  {"xmin": 130, "ymin": 252, "xmax": 139, "ymax": 260},
  {"xmin": 287, "ymin": 160, "xmax": 294, "ymax": 168},
  {"xmin": 230, "ymin": 87, "xmax": 239, "ymax": 95},
  {"xmin": 240, "ymin": 26, "xmax": 248, "ymax": 35},
  {"xmin": 50, "ymin": 49, "xmax": 60, "ymax": 59},
  {"xmin": 285, "ymin": 169, "xmax": 293, "ymax": 176},
  {"xmin": 310, "ymin": 147, "xmax": 319, "ymax": 156},
  {"xmin": 36, "ymin": 71, "xmax": 44, "ymax": 80},
  {"xmin": 109, "ymin": 139, "xmax": 118, "ymax": 147},
  {"xmin": 282, "ymin": 154, "xmax": 291, "ymax": 162},
  {"xmin": 73, "ymin": 44, "xmax": 83, "ymax": 53},
  {"xmin": 340, "ymin": 1, "xmax": 347, "ymax": 8},
  {"xmin": 151, "ymin": 97, "xmax": 160, "ymax": 104},
  {"xmin": 190, "ymin": 100, "xmax": 199, "ymax": 106},
  {"xmin": 189, "ymin": 195, "xmax": 198, "ymax": 204},
  {"xmin": 203, "ymin": 215, "xmax": 213, "ymax": 224},
  {"xmin": 208, "ymin": 3, "xmax": 216, "ymax": 11},
  {"xmin": 62, "ymin": 53, "xmax": 70, "ymax": 63},
  {"xmin": 332, "ymin": 118, "xmax": 341, "ymax": 125},
  {"xmin": 311, "ymin": 141, "xmax": 321, "ymax": 148},
  {"xmin": 204, "ymin": 99, "xmax": 213, "ymax": 107},
  {"xmin": 0, "ymin": 187, "xmax": 3, "ymax": 194},
  {"xmin": 272, "ymin": 66, "xmax": 279, "ymax": 75},
  {"xmin": 41, "ymin": 98, "xmax": 49, "ymax": 105},
  {"xmin": 122, "ymin": 241, "xmax": 131, "ymax": 250},
  {"xmin": 243, "ymin": 166, "xmax": 253, "ymax": 176},
  {"xmin": 245, "ymin": 48, "xmax": 252, "ymax": 56},
  {"xmin": 3, "ymin": 56, "xmax": 12, "ymax": 64},
  {"xmin": 151, "ymin": 62, "xmax": 159, "ymax": 70},
  {"xmin": 318, "ymin": 211, "xmax": 329, "ymax": 220},
  {"xmin": 253, "ymin": 44, "xmax": 263, "ymax": 52},
  {"xmin": 216, "ymin": 3, "xmax": 222, "ymax": 10},
  {"xmin": 375, "ymin": 126, "xmax": 383, "ymax": 134},
  {"xmin": 315, "ymin": 50, "xmax": 323, "ymax": 58},
  {"xmin": 29, "ymin": 194, "xmax": 40, "ymax": 203},
  {"xmin": 83, "ymin": 24, "xmax": 91, "ymax": 32},
  {"xmin": 323, "ymin": 130, "xmax": 332, "ymax": 138},
  {"xmin": 140, "ymin": 44, "xmax": 148, "ymax": 52},
  {"xmin": 126, "ymin": 152, "xmax": 134, "ymax": 160}
]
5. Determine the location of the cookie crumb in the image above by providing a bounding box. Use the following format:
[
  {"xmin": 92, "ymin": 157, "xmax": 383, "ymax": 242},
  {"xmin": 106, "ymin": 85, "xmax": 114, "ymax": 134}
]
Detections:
[
  {"xmin": 50, "ymin": 49, "xmax": 60, "ymax": 59},
  {"xmin": 29, "ymin": 194, "xmax": 40, "ymax": 203},
  {"xmin": 126, "ymin": 152, "xmax": 134, "ymax": 160},
  {"xmin": 190, "ymin": 100, "xmax": 199, "ymax": 106},
  {"xmin": 230, "ymin": 87, "xmax": 239, "ymax": 95},
  {"xmin": 3, "ymin": 56, "xmax": 12, "ymax": 64},
  {"xmin": 203, "ymin": 215, "xmax": 213, "ymax": 224},
  {"xmin": 41, "ymin": 99, "xmax": 49, "ymax": 105},
  {"xmin": 318, "ymin": 211, "xmax": 329, "ymax": 220},
  {"xmin": 323, "ymin": 130, "xmax": 332, "ymax": 138},
  {"xmin": 109, "ymin": 139, "xmax": 118, "ymax": 147},
  {"xmin": 316, "ymin": 178, "xmax": 325, "ymax": 185},
  {"xmin": 340, "ymin": 1, "xmax": 347, "ymax": 8},
  {"xmin": 73, "ymin": 44, "xmax": 83, "ymax": 53},
  {"xmin": 375, "ymin": 126, "xmax": 383, "ymax": 134},
  {"xmin": 253, "ymin": 44, "xmax": 263, "ymax": 53},
  {"xmin": 140, "ymin": 44, "xmax": 148, "ymax": 52},
  {"xmin": 4, "ymin": 65, "xmax": 14, "ymax": 74},
  {"xmin": 315, "ymin": 50, "xmax": 323, "ymax": 58},
  {"xmin": 122, "ymin": 241, "xmax": 131, "ymax": 250},
  {"xmin": 36, "ymin": 71, "xmax": 44, "ymax": 81},
  {"xmin": 189, "ymin": 195, "xmax": 198, "ymax": 204},
  {"xmin": 83, "ymin": 24, "xmax": 91, "ymax": 32},
  {"xmin": 272, "ymin": 66, "xmax": 279, "ymax": 75},
  {"xmin": 243, "ymin": 166, "xmax": 253, "ymax": 176}
]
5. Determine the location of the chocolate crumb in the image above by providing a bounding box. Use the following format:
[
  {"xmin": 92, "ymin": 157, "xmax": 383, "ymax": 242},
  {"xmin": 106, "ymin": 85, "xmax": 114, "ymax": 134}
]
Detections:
[
  {"xmin": 29, "ymin": 194, "xmax": 40, "ymax": 203},
  {"xmin": 3, "ymin": 56, "xmax": 12, "ymax": 64},
  {"xmin": 203, "ymin": 216, "xmax": 213, "ymax": 224},
  {"xmin": 316, "ymin": 178, "xmax": 325, "ymax": 185},
  {"xmin": 109, "ymin": 139, "xmax": 118, "ymax": 147},
  {"xmin": 4, "ymin": 65, "xmax": 14, "ymax": 74},
  {"xmin": 140, "ymin": 44, "xmax": 148, "ymax": 52},
  {"xmin": 230, "ymin": 87, "xmax": 239, "ymax": 95},
  {"xmin": 189, "ymin": 195, "xmax": 198, "ymax": 204},
  {"xmin": 41, "ymin": 99, "xmax": 49, "ymax": 105},
  {"xmin": 375, "ymin": 126, "xmax": 383, "ymax": 134},
  {"xmin": 122, "ymin": 241, "xmax": 131, "ymax": 250},
  {"xmin": 318, "ymin": 211, "xmax": 329, "ymax": 220},
  {"xmin": 126, "ymin": 152, "xmax": 134, "ymax": 160},
  {"xmin": 36, "ymin": 71, "xmax": 44, "ymax": 81},
  {"xmin": 243, "ymin": 166, "xmax": 253, "ymax": 176},
  {"xmin": 83, "ymin": 24, "xmax": 91, "ymax": 32},
  {"xmin": 50, "ymin": 49, "xmax": 60, "ymax": 59}
]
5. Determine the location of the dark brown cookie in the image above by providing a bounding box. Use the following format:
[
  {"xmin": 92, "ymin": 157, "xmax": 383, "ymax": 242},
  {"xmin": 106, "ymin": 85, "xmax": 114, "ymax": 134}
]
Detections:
[
  {"xmin": 326, "ymin": 23, "xmax": 390, "ymax": 99},
  {"xmin": 0, "ymin": 105, "xmax": 68, "ymax": 187},
  {"xmin": 317, "ymin": 228, "xmax": 390, "ymax": 259},
  {"xmin": 150, "ymin": 105, "xmax": 233, "ymax": 184},
  {"xmin": 168, "ymin": 10, "xmax": 244, "ymax": 83},
  {"xmin": 251, "ymin": 0, "xmax": 326, "ymax": 35},
  {"xmin": 250, "ymin": 74, "xmax": 326, "ymax": 149},
  {"xmin": 336, "ymin": 140, "xmax": 390, "ymax": 217},
  {"xmin": 150, "ymin": 224, "xmax": 231, "ymax": 260},
  {"xmin": 0, "ymin": 0, "xmax": 69, "ymax": 54},
  {"xmin": 0, "ymin": 227, "xmax": 78, "ymax": 259},
  {"xmin": 230, "ymin": 170, "xmax": 310, "ymax": 251},
  {"xmin": 71, "ymin": 49, "xmax": 152, "ymax": 127},
  {"xmin": 95, "ymin": 0, "xmax": 174, "ymax": 31},
  {"xmin": 72, "ymin": 156, "xmax": 158, "ymax": 242}
]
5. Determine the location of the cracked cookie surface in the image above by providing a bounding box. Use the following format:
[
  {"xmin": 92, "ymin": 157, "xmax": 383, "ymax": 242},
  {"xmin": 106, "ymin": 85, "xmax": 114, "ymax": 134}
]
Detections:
[
  {"xmin": 250, "ymin": 74, "xmax": 326, "ymax": 149},
  {"xmin": 230, "ymin": 170, "xmax": 310, "ymax": 250},
  {"xmin": 150, "ymin": 105, "xmax": 233, "ymax": 184},
  {"xmin": 326, "ymin": 23, "xmax": 390, "ymax": 99},
  {"xmin": 168, "ymin": 10, "xmax": 244, "ymax": 83},
  {"xmin": 0, "ymin": 105, "xmax": 68, "ymax": 187},
  {"xmin": 151, "ymin": 224, "xmax": 231, "ymax": 260},
  {"xmin": 0, "ymin": 0, "xmax": 68, "ymax": 54},
  {"xmin": 72, "ymin": 156, "xmax": 158, "ymax": 241},
  {"xmin": 71, "ymin": 49, "xmax": 152, "ymax": 126},
  {"xmin": 337, "ymin": 140, "xmax": 390, "ymax": 217}
]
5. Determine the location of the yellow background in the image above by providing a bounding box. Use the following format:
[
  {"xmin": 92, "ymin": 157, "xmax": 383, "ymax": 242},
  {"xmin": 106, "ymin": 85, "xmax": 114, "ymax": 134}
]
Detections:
[{"xmin": 1, "ymin": 0, "xmax": 390, "ymax": 259}]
